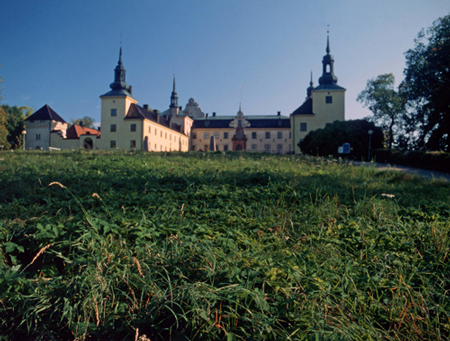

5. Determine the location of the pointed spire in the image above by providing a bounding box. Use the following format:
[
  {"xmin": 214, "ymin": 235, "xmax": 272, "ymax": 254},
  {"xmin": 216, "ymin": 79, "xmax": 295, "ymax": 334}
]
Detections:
[
  {"xmin": 108, "ymin": 47, "xmax": 132, "ymax": 96},
  {"xmin": 170, "ymin": 75, "xmax": 179, "ymax": 109},
  {"xmin": 326, "ymin": 34, "xmax": 330, "ymax": 54},
  {"xmin": 119, "ymin": 47, "xmax": 123, "ymax": 65},
  {"xmin": 318, "ymin": 34, "xmax": 338, "ymax": 86}
]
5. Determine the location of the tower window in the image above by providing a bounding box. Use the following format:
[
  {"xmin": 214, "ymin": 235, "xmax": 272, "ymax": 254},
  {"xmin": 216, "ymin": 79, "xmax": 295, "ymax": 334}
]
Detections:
[
  {"xmin": 326, "ymin": 96, "xmax": 332, "ymax": 104},
  {"xmin": 111, "ymin": 109, "xmax": 117, "ymax": 117},
  {"xmin": 130, "ymin": 124, "xmax": 136, "ymax": 132},
  {"xmin": 110, "ymin": 124, "xmax": 116, "ymax": 132},
  {"xmin": 36, "ymin": 134, "xmax": 41, "ymax": 141},
  {"xmin": 300, "ymin": 123, "xmax": 307, "ymax": 132}
]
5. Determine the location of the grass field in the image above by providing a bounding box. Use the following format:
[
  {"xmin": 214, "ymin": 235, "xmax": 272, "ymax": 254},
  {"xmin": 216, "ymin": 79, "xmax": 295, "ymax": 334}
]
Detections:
[{"xmin": 1, "ymin": 150, "xmax": 449, "ymax": 340}]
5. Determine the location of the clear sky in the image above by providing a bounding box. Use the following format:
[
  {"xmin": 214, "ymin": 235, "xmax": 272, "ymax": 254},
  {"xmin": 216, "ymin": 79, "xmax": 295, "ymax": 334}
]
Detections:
[{"xmin": 1, "ymin": 1, "xmax": 449, "ymax": 125}]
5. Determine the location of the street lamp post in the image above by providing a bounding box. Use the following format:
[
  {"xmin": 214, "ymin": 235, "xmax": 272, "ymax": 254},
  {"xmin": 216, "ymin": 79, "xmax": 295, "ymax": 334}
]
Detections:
[
  {"xmin": 21, "ymin": 130, "xmax": 26, "ymax": 150},
  {"xmin": 367, "ymin": 130, "xmax": 373, "ymax": 162}
]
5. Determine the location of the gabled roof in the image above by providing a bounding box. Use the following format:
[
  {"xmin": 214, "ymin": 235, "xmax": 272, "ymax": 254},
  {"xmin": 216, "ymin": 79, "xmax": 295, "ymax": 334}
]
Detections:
[
  {"xmin": 25, "ymin": 104, "xmax": 67, "ymax": 123},
  {"xmin": 291, "ymin": 97, "xmax": 314, "ymax": 116},
  {"xmin": 66, "ymin": 125, "xmax": 101, "ymax": 139},
  {"xmin": 125, "ymin": 104, "xmax": 182, "ymax": 133}
]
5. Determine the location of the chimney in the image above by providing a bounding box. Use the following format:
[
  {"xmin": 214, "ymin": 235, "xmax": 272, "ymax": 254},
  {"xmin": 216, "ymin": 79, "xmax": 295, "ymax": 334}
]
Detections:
[
  {"xmin": 277, "ymin": 111, "xmax": 281, "ymax": 116},
  {"xmin": 179, "ymin": 106, "xmax": 182, "ymax": 110},
  {"xmin": 129, "ymin": 86, "xmax": 133, "ymax": 96},
  {"xmin": 206, "ymin": 113, "xmax": 209, "ymax": 118},
  {"xmin": 97, "ymin": 126, "xmax": 101, "ymax": 132},
  {"xmin": 213, "ymin": 112, "xmax": 216, "ymax": 117},
  {"xmin": 143, "ymin": 104, "xmax": 149, "ymax": 111},
  {"xmin": 79, "ymin": 121, "xmax": 84, "ymax": 127}
]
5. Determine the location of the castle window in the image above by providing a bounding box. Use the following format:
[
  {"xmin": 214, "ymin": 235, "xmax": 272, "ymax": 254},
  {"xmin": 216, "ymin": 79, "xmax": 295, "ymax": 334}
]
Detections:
[
  {"xmin": 36, "ymin": 134, "xmax": 41, "ymax": 140},
  {"xmin": 110, "ymin": 124, "xmax": 116, "ymax": 132},
  {"xmin": 300, "ymin": 123, "xmax": 307, "ymax": 132},
  {"xmin": 265, "ymin": 144, "xmax": 271, "ymax": 153},
  {"xmin": 252, "ymin": 132, "xmax": 257, "ymax": 139},
  {"xmin": 224, "ymin": 132, "xmax": 229, "ymax": 139},
  {"xmin": 110, "ymin": 140, "xmax": 116, "ymax": 148},
  {"xmin": 214, "ymin": 132, "xmax": 219, "ymax": 139},
  {"xmin": 277, "ymin": 144, "xmax": 282, "ymax": 153},
  {"xmin": 111, "ymin": 109, "xmax": 117, "ymax": 117},
  {"xmin": 326, "ymin": 96, "xmax": 332, "ymax": 104},
  {"xmin": 204, "ymin": 132, "xmax": 209, "ymax": 139},
  {"xmin": 193, "ymin": 133, "xmax": 197, "ymax": 139},
  {"xmin": 252, "ymin": 144, "xmax": 257, "ymax": 152},
  {"xmin": 223, "ymin": 145, "xmax": 228, "ymax": 151},
  {"xmin": 130, "ymin": 124, "xmax": 136, "ymax": 132},
  {"xmin": 277, "ymin": 132, "xmax": 282, "ymax": 139},
  {"xmin": 238, "ymin": 120, "xmax": 242, "ymax": 127},
  {"xmin": 130, "ymin": 140, "xmax": 136, "ymax": 148},
  {"xmin": 265, "ymin": 132, "xmax": 270, "ymax": 139}
]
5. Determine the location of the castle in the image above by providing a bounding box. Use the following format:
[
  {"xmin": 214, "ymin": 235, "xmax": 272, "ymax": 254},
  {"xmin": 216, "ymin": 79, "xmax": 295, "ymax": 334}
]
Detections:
[{"xmin": 25, "ymin": 37, "xmax": 345, "ymax": 153}]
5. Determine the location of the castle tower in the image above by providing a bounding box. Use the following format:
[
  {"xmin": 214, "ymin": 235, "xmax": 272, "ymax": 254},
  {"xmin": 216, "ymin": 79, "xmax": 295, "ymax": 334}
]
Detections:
[
  {"xmin": 290, "ymin": 35, "xmax": 346, "ymax": 154},
  {"xmin": 100, "ymin": 48, "xmax": 138, "ymax": 149}
]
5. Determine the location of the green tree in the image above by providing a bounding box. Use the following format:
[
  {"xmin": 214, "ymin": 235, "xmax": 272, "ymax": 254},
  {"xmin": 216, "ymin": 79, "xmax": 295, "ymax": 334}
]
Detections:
[
  {"xmin": 357, "ymin": 74, "xmax": 405, "ymax": 149},
  {"xmin": 0, "ymin": 107, "xmax": 9, "ymax": 148},
  {"xmin": 299, "ymin": 119, "xmax": 384, "ymax": 160},
  {"xmin": 401, "ymin": 14, "xmax": 450, "ymax": 151},
  {"xmin": 71, "ymin": 116, "xmax": 95, "ymax": 128},
  {"xmin": 1, "ymin": 105, "xmax": 32, "ymax": 149}
]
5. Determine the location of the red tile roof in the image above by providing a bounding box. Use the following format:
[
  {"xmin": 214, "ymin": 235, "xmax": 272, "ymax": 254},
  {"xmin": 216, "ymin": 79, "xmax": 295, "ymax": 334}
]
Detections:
[{"xmin": 66, "ymin": 125, "xmax": 101, "ymax": 139}]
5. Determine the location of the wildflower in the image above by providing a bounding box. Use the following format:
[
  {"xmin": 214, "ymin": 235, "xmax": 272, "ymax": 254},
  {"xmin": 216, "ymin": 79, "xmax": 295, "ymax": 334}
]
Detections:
[{"xmin": 381, "ymin": 193, "xmax": 395, "ymax": 198}]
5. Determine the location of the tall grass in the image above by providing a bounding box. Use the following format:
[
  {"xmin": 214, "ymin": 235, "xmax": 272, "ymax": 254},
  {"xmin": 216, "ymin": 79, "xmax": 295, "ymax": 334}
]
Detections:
[{"xmin": 0, "ymin": 150, "xmax": 449, "ymax": 340}]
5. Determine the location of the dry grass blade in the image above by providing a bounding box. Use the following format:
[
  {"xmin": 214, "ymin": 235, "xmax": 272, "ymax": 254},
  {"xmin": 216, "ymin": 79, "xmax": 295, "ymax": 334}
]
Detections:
[{"xmin": 48, "ymin": 182, "xmax": 65, "ymax": 188}]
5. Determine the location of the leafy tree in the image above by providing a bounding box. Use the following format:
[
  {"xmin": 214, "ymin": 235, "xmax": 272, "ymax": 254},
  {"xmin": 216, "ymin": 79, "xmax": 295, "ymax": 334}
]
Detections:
[
  {"xmin": 71, "ymin": 116, "xmax": 95, "ymax": 128},
  {"xmin": 1, "ymin": 105, "xmax": 32, "ymax": 149},
  {"xmin": 357, "ymin": 74, "xmax": 405, "ymax": 149},
  {"xmin": 299, "ymin": 119, "xmax": 384, "ymax": 160},
  {"xmin": 0, "ymin": 107, "xmax": 9, "ymax": 148},
  {"xmin": 401, "ymin": 14, "xmax": 450, "ymax": 151}
]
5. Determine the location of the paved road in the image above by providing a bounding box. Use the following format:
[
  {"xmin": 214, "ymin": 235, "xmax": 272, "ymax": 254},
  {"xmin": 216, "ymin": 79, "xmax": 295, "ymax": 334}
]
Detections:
[{"xmin": 353, "ymin": 161, "xmax": 450, "ymax": 181}]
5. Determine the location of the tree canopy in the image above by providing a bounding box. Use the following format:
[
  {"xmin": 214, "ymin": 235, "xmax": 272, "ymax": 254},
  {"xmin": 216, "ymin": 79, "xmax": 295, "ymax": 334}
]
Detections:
[
  {"xmin": 299, "ymin": 119, "xmax": 384, "ymax": 160},
  {"xmin": 357, "ymin": 74, "xmax": 405, "ymax": 149},
  {"xmin": 71, "ymin": 116, "xmax": 95, "ymax": 128},
  {"xmin": 400, "ymin": 14, "xmax": 450, "ymax": 151},
  {"xmin": 1, "ymin": 105, "xmax": 33, "ymax": 149}
]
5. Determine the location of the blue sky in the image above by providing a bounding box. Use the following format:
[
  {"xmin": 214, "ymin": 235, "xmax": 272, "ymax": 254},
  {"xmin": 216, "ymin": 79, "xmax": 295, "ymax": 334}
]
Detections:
[{"xmin": 1, "ymin": 1, "xmax": 449, "ymax": 125}]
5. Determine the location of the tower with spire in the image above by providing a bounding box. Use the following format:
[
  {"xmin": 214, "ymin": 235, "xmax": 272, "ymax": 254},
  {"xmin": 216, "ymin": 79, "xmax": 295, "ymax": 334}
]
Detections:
[
  {"xmin": 290, "ymin": 34, "xmax": 346, "ymax": 154},
  {"xmin": 99, "ymin": 48, "xmax": 138, "ymax": 149}
]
